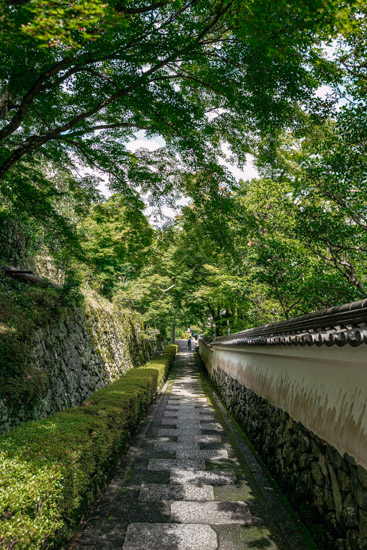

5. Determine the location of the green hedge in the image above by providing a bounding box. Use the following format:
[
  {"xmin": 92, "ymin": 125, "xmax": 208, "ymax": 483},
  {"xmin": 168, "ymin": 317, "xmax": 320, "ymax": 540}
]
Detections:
[{"xmin": 0, "ymin": 344, "xmax": 177, "ymax": 549}]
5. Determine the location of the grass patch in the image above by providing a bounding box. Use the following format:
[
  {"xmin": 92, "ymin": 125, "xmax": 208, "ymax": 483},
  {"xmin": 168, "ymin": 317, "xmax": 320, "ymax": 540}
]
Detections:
[{"xmin": 0, "ymin": 344, "xmax": 177, "ymax": 550}]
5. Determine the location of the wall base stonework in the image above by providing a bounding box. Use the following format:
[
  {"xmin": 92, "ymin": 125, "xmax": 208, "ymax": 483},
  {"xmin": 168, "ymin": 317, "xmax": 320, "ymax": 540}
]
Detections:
[{"xmin": 211, "ymin": 366, "xmax": 367, "ymax": 550}]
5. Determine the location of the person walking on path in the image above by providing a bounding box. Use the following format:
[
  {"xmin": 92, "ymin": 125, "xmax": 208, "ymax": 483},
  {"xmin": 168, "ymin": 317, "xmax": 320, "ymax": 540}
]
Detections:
[{"xmin": 187, "ymin": 336, "xmax": 192, "ymax": 350}]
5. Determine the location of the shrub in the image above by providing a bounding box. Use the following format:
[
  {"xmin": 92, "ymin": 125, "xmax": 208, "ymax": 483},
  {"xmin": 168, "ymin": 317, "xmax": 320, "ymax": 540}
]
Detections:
[{"xmin": 0, "ymin": 344, "xmax": 177, "ymax": 549}]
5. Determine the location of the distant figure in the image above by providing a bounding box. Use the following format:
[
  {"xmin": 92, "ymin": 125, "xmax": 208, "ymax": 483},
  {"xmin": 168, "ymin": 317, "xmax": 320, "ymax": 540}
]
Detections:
[{"xmin": 187, "ymin": 337, "xmax": 192, "ymax": 350}]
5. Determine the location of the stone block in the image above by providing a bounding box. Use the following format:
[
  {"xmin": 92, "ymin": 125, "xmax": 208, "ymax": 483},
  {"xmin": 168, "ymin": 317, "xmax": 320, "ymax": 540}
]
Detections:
[
  {"xmin": 327, "ymin": 445, "xmax": 345, "ymax": 471},
  {"xmin": 161, "ymin": 418, "xmax": 210, "ymax": 426},
  {"xmin": 199, "ymin": 423, "xmax": 223, "ymax": 431},
  {"xmin": 355, "ymin": 484, "xmax": 367, "ymax": 511},
  {"xmin": 154, "ymin": 441, "xmax": 200, "ymax": 451},
  {"xmin": 176, "ymin": 449, "xmax": 228, "ymax": 460},
  {"xmin": 171, "ymin": 500, "xmax": 252, "ymax": 525},
  {"xmin": 325, "ymin": 511, "xmax": 339, "ymax": 532},
  {"xmin": 170, "ymin": 469, "xmax": 236, "ymax": 486},
  {"xmin": 123, "ymin": 523, "xmax": 218, "ymax": 550},
  {"xmin": 324, "ymin": 488, "xmax": 335, "ymax": 511},
  {"xmin": 138, "ymin": 483, "xmax": 214, "ymax": 502},
  {"xmin": 329, "ymin": 465, "xmax": 343, "ymax": 523},
  {"xmin": 346, "ymin": 529, "xmax": 360, "ymax": 550},
  {"xmin": 311, "ymin": 438, "xmax": 321, "ymax": 458},
  {"xmin": 158, "ymin": 427, "xmax": 202, "ymax": 437},
  {"xmin": 148, "ymin": 459, "xmax": 205, "ymax": 471},
  {"xmin": 359, "ymin": 509, "xmax": 367, "ymax": 549},
  {"xmin": 358, "ymin": 466, "xmax": 367, "ymax": 490},
  {"xmin": 338, "ymin": 468, "xmax": 352, "ymax": 494},
  {"xmin": 178, "ymin": 434, "xmax": 222, "ymax": 444},
  {"xmin": 319, "ymin": 454, "xmax": 328, "ymax": 477},
  {"xmin": 311, "ymin": 461, "xmax": 325, "ymax": 487},
  {"xmin": 299, "ymin": 453, "xmax": 312, "ymax": 469},
  {"xmin": 343, "ymin": 493, "xmax": 358, "ymax": 527},
  {"xmin": 284, "ymin": 446, "xmax": 294, "ymax": 466},
  {"xmin": 313, "ymin": 485, "xmax": 325, "ymax": 514},
  {"xmin": 344, "ymin": 453, "xmax": 357, "ymax": 468}
]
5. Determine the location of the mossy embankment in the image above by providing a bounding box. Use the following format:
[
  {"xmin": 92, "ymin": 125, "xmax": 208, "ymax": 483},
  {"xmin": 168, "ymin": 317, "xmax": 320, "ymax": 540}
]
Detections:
[
  {"xmin": 0, "ymin": 270, "xmax": 160, "ymax": 432},
  {"xmin": 0, "ymin": 343, "xmax": 177, "ymax": 549}
]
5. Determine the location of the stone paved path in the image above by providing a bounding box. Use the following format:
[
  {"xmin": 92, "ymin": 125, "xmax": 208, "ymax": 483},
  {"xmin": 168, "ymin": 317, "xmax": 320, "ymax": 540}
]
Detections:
[{"xmin": 74, "ymin": 341, "xmax": 314, "ymax": 550}]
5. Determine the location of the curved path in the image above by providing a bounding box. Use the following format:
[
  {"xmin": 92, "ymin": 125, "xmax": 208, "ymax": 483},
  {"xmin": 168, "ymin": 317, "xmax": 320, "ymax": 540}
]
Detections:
[{"xmin": 74, "ymin": 340, "xmax": 314, "ymax": 550}]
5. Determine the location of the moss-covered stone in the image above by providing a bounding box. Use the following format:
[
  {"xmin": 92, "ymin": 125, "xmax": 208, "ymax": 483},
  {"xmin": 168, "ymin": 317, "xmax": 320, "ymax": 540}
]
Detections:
[
  {"xmin": 0, "ymin": 282, "xmax": 161, "ymax": 432},
  {"xmin": 0, "ymin": 344, "xmax": 177, "ymax": 549}
]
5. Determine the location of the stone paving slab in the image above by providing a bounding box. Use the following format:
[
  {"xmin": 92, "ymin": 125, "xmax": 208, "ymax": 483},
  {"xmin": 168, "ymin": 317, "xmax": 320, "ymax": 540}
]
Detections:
[
  {"xmin": 161, "ymin": 418, "xmax": 219, "ymax": 427},
  {"xmin": 154, "ymin": 441, "xmax": 199, "ymax": 451},
  {"xmin": 161, "ymin": 418, "xmax": 182, "ymax": 425},
  {"xmin": 170, "ymin": 406, "xmax": 210, "ymax": 412},
  {"xmin": 176, "ymin": 449, "xmax": 228, "ymax": 460},
  {"xmin": 171, "ymin": 501, "xmax": 252, "ymax": 525},
  {"xmin": 172, "ymin": 390, "xmax": 202, "ymax": 393},
  {"xmin": 170, "ymin": 469, "xmax": 236, "ymax": 486},
  {"xmin": 164, "ymin": 410, "xmax": 214, "ymax": 417},
  {"xmin": 171, "ymin": 388, "xmax": 204, "ymax": 392},
  {"xmin": 199, "ymin": 423, "xmax": 224, "ymax": 431},
  {"xmin": 177, "ymin": 434, "xmax": 222, "ymax": 444},
  {"xmin": 123, "ymin": 523, "xmax": 218, "ymax": 550},
  {"xmin": 166, "ymin": 405, "xmax": 187, "ymax": 410},
  {"xmin": 154, "ymin": 440, "xmax": 196, "ymax": 450},
  {"xmin": 169, "ymin": 410, "xmax": 202, "ymax": 415},
  {"xmin": 170, "ymin": 395, "xmax": 207, "ymax": 401},
  {"xmin": 168, "ymin": 400, "xmax": 208, "ymax": 405},
  {"xmin": 164, "ymin": 412, "xmax": 215, "ymax": 421},
  {"xmin": 151, "ymin": 436, "xmax": 177, "ymax": 442},
  {"xmin": 158, "ymin": 428, "xmax": 202, "ymax": 437},
  {"xmin": 138, "ymin": 483, "xmax": 214, "ymax": 502},
  {"xmin": 170, "ymin": 397, "xmax": 207, "ymax": 401},
  {"xmin": 148, "ymin": 458, "xmax": 206, "ymax": 471}
]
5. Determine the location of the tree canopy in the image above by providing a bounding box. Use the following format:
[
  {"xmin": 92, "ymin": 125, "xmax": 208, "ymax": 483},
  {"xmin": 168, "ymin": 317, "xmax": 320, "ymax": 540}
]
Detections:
[
  {"xmin": 1, "ymin": 0, "xmax": 366, "ymax": 338},
  {"xmin": 0, "ymin": 0, "xmax": 350, "ymax": 210}
]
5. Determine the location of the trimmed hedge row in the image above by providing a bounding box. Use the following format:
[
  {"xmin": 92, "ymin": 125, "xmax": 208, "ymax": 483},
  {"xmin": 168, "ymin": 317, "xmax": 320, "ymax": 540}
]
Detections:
[{"xmin": 0, "ymin": 344, "xmax": 178, "ymax": 549}]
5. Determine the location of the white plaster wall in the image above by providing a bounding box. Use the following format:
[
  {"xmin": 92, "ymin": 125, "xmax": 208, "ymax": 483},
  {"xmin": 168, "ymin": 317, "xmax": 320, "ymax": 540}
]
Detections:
[{"xmin": 199, "ymin": 341, "xmax": 367, "ymax": 469}]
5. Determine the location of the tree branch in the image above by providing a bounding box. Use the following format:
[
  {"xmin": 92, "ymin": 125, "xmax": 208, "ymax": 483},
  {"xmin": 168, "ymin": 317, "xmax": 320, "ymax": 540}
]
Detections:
[
  {"xmin": 196, "ymin": 1, "xmax": 232, "ymax": 44},
  {"xmin": 0, "ymin": 57, "xmax": 72, "ymax": 142},
  {"xmin": 0, "ymin": 55, "xmax": 174, "ymax": 180},
  {"xmin": 66, "ymin": 122, "xmax": 152, "ymax": 137},
  {"xmin": 116, "ymin": 1, "xmax": 168, "ymax": 14}
]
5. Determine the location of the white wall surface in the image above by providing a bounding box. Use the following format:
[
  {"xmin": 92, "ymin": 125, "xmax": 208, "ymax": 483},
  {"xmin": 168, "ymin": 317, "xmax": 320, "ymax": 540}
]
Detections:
[{"xmin": 200, "ymin": 341, "xmax": 367, "ymax": 469}]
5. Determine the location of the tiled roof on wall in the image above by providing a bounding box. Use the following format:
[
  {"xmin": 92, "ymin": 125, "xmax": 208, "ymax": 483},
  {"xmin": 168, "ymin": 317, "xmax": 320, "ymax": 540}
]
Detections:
[{"xmin": 212, "ymin": 299, "xmax": 367, "ymax": 348}]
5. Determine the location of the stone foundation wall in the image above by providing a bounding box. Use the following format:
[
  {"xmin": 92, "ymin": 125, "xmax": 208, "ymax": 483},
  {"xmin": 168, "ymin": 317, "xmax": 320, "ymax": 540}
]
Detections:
[
  {"xmin": 0, "ymin": 296, "xmax": 160, "ymax": 433},
  {"xmin": 211, "ymin": 366, "xmax": 367, "ymax": 550}
]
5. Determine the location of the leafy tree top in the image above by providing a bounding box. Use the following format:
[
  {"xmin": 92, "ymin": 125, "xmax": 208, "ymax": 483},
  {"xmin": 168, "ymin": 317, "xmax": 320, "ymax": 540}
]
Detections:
[{"xmin": 0, "ymin": 0, "xmax": 349, "ymax": 208}]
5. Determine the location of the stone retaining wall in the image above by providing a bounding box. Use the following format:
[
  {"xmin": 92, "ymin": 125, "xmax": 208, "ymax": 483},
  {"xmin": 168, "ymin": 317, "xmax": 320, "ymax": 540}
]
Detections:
[
  {"xmin": 200, "ymin": 343, "xmax": 367, "ymax": 550},
  {"xmin": 0, "ymin": 296, "xmax": 160, "ymax": 433}
]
